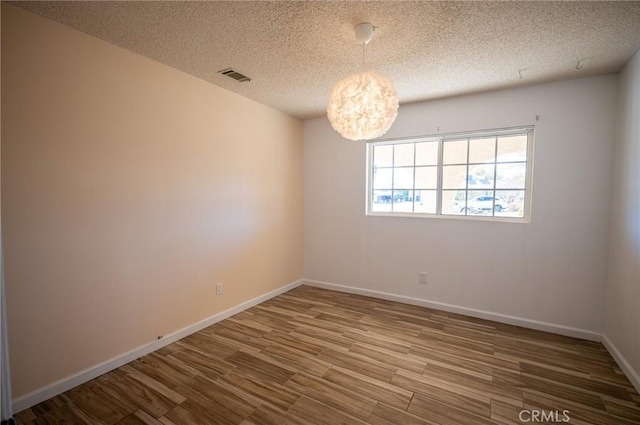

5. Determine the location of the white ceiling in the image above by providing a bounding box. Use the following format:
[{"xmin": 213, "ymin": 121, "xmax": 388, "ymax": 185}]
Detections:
[{"xmin": 12, "ymin": 1, "xmax": 640, "ymax": 120}]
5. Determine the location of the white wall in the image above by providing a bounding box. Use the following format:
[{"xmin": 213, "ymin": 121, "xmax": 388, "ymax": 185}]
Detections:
[
  {"xmin": 605, "ymin": 50, "xmax": 640, "ymax": 385},
  {"xmin": 304, "ymin": 75, "xmax": 617, "ymax": 334}
]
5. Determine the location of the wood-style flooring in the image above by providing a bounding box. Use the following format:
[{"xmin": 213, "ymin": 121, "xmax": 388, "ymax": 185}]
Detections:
[{"xmin": 15, "ymin": 286, "xmax": 640, "ymax": 424}]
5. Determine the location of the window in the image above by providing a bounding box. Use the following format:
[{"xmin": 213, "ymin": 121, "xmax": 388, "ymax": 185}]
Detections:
[{"xmin": 367, "ymin": 127, "xmax": 533, "ymax": 221}]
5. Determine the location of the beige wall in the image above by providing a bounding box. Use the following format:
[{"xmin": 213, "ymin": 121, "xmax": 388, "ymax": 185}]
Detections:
[
  {"xmin": 605, "ymin": 49, "xmax": 640, "ymax": 384},
  {"xmin": 1, "ymin": 4, "xmax": 302, "ymax": 399}
]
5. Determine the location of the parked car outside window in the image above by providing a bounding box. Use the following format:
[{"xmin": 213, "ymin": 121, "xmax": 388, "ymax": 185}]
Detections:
[{"xmin": 465, "ymin": 196, "xmax": 505, "ymax": 212}]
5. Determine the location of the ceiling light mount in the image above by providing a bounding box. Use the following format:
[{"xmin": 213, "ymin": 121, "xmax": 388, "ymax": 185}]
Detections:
[{"xmin": 354, "ymin": 23, "xmax": 375, "ymax": 45}]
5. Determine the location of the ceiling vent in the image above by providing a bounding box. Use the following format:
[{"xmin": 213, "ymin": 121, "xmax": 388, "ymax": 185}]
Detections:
[{"xmin": 217, "ymin": 68, "xmax": 251, "ymax": 82}]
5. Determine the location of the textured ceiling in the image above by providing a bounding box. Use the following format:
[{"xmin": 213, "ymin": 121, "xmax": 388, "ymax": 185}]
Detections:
[{"xmin": 11, "ymin": 1, "xmax": 640, "ymax": 119}]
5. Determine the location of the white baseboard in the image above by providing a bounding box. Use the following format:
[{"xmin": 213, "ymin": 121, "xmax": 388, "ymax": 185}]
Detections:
[
  {"xmin": 602, "ymin": 334, "xmax": 640, "ymax": 394},
  {"xmin": 304, "ymin": 279, "xmax": 602, "ymax": 342},
  {"xmin": 13, "ymin": 279, "xmax": 304, "ymax": 413}
]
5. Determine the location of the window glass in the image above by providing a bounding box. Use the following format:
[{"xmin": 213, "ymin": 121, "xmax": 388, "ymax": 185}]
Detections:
[
  {"xmin": 414, "ymin": 190, "xmax": 437, "ymax": 214},
  {"xmin": 443, "ymin": 139, "xmax": 467, "ymax": 165},
  {"xmin": 442, "ymin": 165, "xmax": 467, "ymax": 190},
  {"xmin": 393, "ymin": 168, "xmax": 414, "ymax": 189},
  {"xmin": 373, "ymin": 168, "xmax": 392, "ymax": 189},
  {"xmin": 394, "ymin": 144, "xmax": 414, "ymax": 167},
  {"xmin": 497, "ymin": 135, "xmax": 527, "ymax": 161},
  {"xmin": 415, "ymin": 166, "xmax": 438, "ymax": 189},
  {"xmin": 496, "ymin": 163, "xmax": 526, "ymax": 189},
  {"xmin": 469, "ymin": 137, "xmax": 496, "ymax": 164},
  {"xmin": 415, "ymin": 142, "xmax": 439, "ymax": 166},
  {"xmin": 373, "ymin": 145, "xmax": 393, "ymax": 167}
]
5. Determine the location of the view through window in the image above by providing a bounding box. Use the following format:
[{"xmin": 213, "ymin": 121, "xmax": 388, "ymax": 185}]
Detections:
[{"xmin": 367, "ymin": 128, "xmax": 533, "ymax": 220}]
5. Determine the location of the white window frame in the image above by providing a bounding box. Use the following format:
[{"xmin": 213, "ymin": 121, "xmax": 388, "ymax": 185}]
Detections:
[{"xmin": 366, "ymin": 127, "xmax": 534, "ymax": 223}]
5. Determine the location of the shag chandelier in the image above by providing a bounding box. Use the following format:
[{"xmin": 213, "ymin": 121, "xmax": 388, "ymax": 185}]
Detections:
[{"xmin": 327, "ymin": 23, "xmax": 399, "ymax": 141}]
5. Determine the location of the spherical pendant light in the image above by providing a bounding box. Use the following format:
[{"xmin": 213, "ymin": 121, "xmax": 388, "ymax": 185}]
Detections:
[
  {"xmin": 326, "ymin": 23, "xmax": 399, "ymax": 141},
  {"xmin": 327, "ymin": 70, "xmax": 399, "ymax": 141}
]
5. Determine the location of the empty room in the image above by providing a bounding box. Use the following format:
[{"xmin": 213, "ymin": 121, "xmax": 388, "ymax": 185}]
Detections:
[{"xmin": 1, "ymin": 1, "xmax": 640, "ymax": 424}]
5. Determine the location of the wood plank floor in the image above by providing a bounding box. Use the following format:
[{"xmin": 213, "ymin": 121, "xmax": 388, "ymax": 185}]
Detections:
[{"xmin": 15, "ymin": 286, "xmax": 640, "ymax": 424}]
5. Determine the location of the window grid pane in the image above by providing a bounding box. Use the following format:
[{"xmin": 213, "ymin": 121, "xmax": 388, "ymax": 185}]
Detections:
[
  {"xmin": 394, "ymin": 144, "xmax": 415, "ymax": 167},
  {"xmin": 416, "ymin": 142, "xmax": 439, "ymax": 166},
  {"xmin": 415, "ymin": 166, "xmax": 438, "ymax": 189},
  {"xmin": 415, "ymin": 190, "xmax": 437, "ymax": 214},
  {"xmin": 393, "ymin": 167, "xmax": 415, "ymax": 189}
]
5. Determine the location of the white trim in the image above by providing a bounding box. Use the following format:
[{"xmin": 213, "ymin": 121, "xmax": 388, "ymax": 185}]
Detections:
[
  {"xmin": 304, "ymin": 279, "xmax": 601, "ymax": 341},
  {"xmin": 13, "ymin": 279, "xmax": 304, "ymax": 413},
  {"xmin": 602, "ymin": 334, "xmax": 640, "ymax": 394}
]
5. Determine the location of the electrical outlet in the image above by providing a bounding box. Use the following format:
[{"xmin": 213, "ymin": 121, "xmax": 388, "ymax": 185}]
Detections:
[
  {"xmin": 418, "ymin": 272, "xmax": 428, "ymax": 285},
  {"xmin": 216, "ymin": 282, "xmax": 224, "ymax": 295}
]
